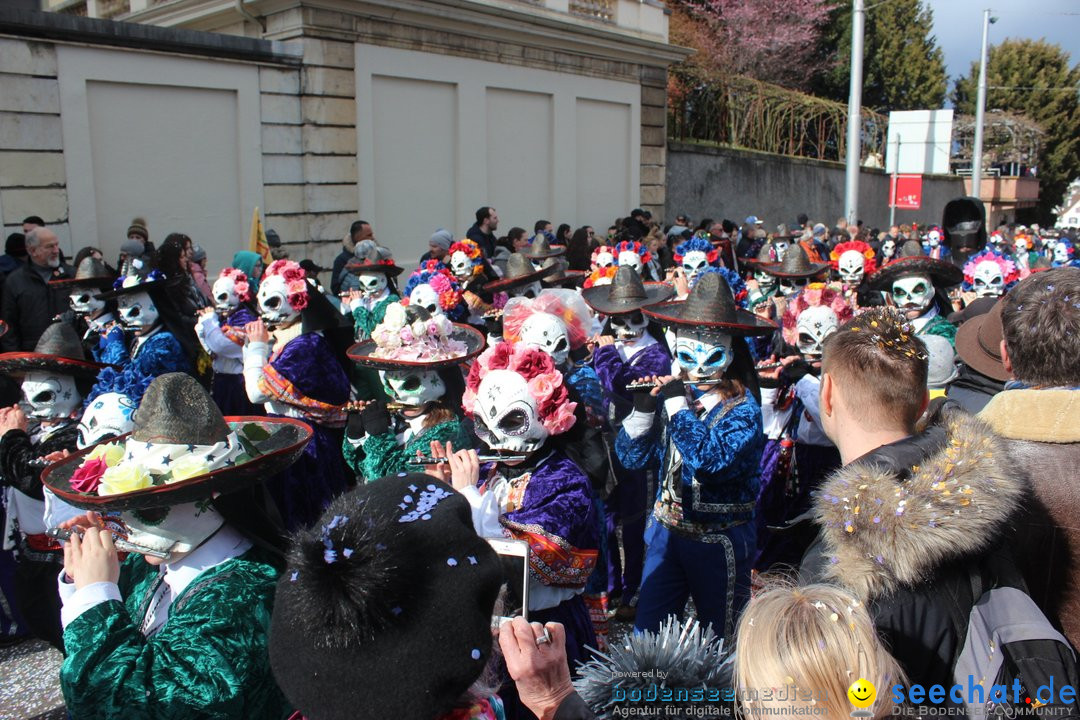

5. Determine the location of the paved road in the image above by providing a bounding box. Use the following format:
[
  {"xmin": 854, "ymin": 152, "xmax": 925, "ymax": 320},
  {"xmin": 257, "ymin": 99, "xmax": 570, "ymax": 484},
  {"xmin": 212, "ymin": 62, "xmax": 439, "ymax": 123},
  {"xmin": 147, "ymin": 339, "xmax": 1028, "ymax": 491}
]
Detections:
[{"xmin": 0, "ymin": 639, "xmax": 65, "ymax": 720}]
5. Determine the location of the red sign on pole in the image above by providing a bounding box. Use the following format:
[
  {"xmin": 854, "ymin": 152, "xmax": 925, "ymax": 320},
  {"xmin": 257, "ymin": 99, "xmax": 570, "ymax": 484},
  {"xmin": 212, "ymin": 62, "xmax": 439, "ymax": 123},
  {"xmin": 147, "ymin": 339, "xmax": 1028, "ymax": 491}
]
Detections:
[{"xmin": 890, "ymin": 174, "xmax": 923, "ymax": 209}]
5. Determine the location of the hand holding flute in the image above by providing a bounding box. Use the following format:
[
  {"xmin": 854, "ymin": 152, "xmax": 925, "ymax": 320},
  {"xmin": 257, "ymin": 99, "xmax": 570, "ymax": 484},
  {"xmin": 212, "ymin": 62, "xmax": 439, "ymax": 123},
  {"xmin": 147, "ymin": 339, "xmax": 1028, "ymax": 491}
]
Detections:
[{"xmin": 56, "ymin": 511, "xmax": 123, "ymax": 589}]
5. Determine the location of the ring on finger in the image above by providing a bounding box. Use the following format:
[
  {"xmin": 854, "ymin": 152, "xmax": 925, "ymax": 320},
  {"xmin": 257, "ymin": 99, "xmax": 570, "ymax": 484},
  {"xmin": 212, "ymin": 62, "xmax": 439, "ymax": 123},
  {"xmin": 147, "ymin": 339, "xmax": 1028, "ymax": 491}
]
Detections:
[{"xmin": 535, "ymin": 628, "xmax": 552, "ymax": 647}]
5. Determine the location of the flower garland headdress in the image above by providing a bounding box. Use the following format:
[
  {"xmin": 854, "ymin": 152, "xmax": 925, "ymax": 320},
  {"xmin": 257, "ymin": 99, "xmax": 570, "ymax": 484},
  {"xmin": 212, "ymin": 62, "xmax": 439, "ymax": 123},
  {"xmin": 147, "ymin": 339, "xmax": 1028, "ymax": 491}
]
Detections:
[
  {"xmin": 501, "ymin": 289, "xmax": 591, "ymax": 351},
  {"xmin": 962, "ymin": 247, "xmax": 1020, "ymax": 293},
  {"xmin": 217, "ymin": 267, "xmax": 252, "ymax": 303},
  {"xmin": 264, "ymin": 259, "xmax": 309, "ymax": 312}
]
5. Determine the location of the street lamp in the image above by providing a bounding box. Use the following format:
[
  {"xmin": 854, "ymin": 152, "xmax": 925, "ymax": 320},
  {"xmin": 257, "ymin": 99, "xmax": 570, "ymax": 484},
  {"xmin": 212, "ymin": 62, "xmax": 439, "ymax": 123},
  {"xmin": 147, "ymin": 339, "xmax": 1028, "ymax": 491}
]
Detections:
[
  {"xmin": 843, "ymin": 0, "xmax": 866, "ymax": 224},
  {"xmin": 971, "ymin": 9, "xmax": 998, "ymax": 199}
]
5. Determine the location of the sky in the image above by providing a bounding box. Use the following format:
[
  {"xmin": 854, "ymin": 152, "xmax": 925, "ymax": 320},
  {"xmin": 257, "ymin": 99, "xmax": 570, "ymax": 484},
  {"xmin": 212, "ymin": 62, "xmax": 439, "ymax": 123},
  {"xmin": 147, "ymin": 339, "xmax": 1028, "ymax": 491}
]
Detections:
[{"xmin": 926, "ymin": 0, "xmax": 1079, "ymax": 86}]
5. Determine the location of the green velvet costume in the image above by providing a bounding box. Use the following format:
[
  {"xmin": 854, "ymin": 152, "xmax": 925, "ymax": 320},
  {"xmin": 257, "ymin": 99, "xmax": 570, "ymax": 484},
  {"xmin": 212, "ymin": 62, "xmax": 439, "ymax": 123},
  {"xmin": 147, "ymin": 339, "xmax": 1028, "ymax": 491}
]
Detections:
[
  {"xmin": 60, "ymin": 549, "xmax": 288, "ymax": 720},
  {"xmin": 344, "ymin": 417, "xmax": 472, "ymax": 482},
  {"xmin": 351, "ymin": 294, "xmax": 399, "ymax": 341},
  {"xmin": 917, "ymin": 313, "xmax": 957, "ymax": 346}
]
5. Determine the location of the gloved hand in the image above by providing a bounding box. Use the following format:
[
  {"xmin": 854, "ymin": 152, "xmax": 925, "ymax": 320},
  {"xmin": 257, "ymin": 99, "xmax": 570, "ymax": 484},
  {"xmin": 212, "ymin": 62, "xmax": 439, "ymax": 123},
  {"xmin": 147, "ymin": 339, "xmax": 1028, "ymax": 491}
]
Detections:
[
  {"xmin": 632, "ymin": 390, "xmax": 657, "ymax": 415},
  {"xmin": 658, "ymin": 379, "xmax": 686, "ymax": 401},
  {"xmin": 360, "ymin": 401, "xmax": 392, "ymax": 437}
]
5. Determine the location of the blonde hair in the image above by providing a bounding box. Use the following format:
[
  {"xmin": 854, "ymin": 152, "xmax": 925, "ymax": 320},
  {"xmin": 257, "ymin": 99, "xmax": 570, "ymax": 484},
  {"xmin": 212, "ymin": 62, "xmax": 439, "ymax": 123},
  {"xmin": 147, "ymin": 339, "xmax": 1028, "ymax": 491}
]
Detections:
[{"xmin": 735, "ymin": 583, "xmax": 904, "ymax": 720}]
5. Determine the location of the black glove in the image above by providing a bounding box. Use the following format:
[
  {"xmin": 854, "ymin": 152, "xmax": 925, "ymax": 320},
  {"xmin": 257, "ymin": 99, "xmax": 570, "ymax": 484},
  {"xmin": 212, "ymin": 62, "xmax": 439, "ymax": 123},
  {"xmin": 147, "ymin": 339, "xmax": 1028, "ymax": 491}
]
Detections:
[
  {"xmin": 632, "ymin": 390, "xmax": 658, "ymax": 414},
  {"xmin": 781, "ymin": 359, "xmax": 813, "ymax": 384},
  {"xmin": 346, "ymin": 410, "xmax": 365, "ymax": 440},
  {"xmin": 360, "ymin": 401, "xmax": 392, "ymax": 437},
  {"xmin": 484, "ymin": 314, "xmax": 503, "ymax": 338},
  {"xmin": 658, "ymin": 379, "xmax": 686, "ymax": 401}
]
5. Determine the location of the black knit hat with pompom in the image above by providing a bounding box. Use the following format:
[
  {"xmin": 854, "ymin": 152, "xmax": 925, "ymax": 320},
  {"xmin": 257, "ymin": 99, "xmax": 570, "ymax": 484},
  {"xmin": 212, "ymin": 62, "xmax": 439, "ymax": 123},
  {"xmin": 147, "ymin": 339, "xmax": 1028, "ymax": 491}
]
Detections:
[{"xmin": 269, "ymin": 474, "xmax": 503, "ymax": 720}]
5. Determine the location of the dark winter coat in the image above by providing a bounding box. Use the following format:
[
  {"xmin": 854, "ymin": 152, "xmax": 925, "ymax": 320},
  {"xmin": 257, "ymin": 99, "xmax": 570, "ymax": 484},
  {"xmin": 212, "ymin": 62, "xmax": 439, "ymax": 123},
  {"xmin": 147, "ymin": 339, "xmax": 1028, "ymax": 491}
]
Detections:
[{"xmin": 1, "ymin": 261, "xmax": 72, "ymax": 351}]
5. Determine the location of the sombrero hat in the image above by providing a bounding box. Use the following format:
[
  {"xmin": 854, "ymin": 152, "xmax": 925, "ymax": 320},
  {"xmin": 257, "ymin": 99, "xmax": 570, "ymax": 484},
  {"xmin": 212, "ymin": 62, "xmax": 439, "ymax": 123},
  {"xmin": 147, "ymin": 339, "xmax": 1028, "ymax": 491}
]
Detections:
[
  {"xmin": 347, "ymin": 304, "xmax": 486, "ymax": 370},
  {"xmin": 644, "ymin": 272, "xmax": 776, "ymax": 336},
  {"xmin": 741, "ymin": 241, "xmax": 782, "ymax": 270},
  {"xmin": 540, "ymin": 257, "xmax": 587, "ymax": 288},
  {"xmin": 758, "ymin": 245, "xmax": 829, "ymax": 279},
  {"xmin": 521, "ymin": 235, "xmax": 565, "ymax": 261},
  {"xmin": 582, "ymin": 265, "xmax": 673, "ymax": 316},
  {"xmin": 865, "ymin": 255, "xmax": 963, "ymax": 291},
  {"xmin": 483, "ymin": 253, "xmax": 557, "ymax": 293},
  {"xmin": 344, "ymin": 240, "xmax": 404, "ymax": 277},
  {"xmin": 0, "ymin": 322, "xmax": 107, "ymax": 379},
  {"xmin": 49, "ymin": 256, "xmax": 115, "ymax": 291},
  {"xmin": 95, "ymin": 269, "xmax": 171, "ymax": 300},
  {"xmin": 43, "ymin": 373, "xmax": 312, "ymax": 511}
]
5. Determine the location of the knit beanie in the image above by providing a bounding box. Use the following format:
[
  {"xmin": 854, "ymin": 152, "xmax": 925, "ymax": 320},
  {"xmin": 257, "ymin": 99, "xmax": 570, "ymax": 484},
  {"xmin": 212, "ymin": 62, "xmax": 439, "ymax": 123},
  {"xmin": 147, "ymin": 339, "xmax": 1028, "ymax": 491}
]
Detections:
[
  {"xmin": 126, "ymin": 217, "xmax": 149, "ymax": 242},
  {"xmin": 430, "ymin": 229, "xmax": 454, "ymax": 252}
]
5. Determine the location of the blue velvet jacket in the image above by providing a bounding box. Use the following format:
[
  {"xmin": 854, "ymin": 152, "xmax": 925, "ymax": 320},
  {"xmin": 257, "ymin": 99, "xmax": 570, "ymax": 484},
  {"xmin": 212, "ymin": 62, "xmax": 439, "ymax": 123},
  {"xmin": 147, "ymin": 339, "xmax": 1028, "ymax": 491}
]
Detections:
[
  {"xmin": 89, "ymin": 326, "xmax": 192, "ymax": 405},
  {"xmin": 615, "ymin": 389, "xmax": 763, "ymax": 538}
]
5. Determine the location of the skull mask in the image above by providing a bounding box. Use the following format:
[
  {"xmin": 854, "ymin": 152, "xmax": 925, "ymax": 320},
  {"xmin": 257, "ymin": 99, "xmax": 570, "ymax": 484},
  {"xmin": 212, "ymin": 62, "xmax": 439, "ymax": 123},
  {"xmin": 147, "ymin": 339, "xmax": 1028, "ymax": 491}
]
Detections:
[
  {"xmin": 779, "ymin": 276, "xmax": 810, "ymax": 297},
  {"xmin": 680, "ymin": 250, "xmax": 710, "ymax": 285},
  {"xmin": 519, "ymin": 313, "xmax": 570, "ymax": 367},
  {"xmin": 890, "ymin": 273, "xmax": 934, "ymax": 315},
  {"xmin": 754, "ymin": 270, "xmax": 777, "ymax": 293},
  {"xmin": 122, "ymin": 502, "xmax": 225, "ymax": 558},
  {"xmin": 69, "ymin": 286, "xmax": 105, "ymax": 317},
  {"xmin": 881, "ymin": 239, "xmax": 896, "ymax": 259},
  {"xmin": 927, "ymin": 231, "xmax": 941, "ymax": 248},
  {"xmin": 257, "ymin": 274, "xmax": 301, "ymax": 328},
  {"xmin": 449, "ymin": 250, "xmax": 473, "ymax": 281},
  {"xmin": 22, "ymin": 372, "xmax": 81, "ymax": 420},
  {"xmin": 618, "ymin": 251, "xmax": 643, "ymax": 274},
  {"xmin": 1054, "ymin": 244, "xmax": 1071, "ymax": 265},
  {"xmin": 1044, "ymin": 237, "xmax": 1059, "ymax": 251},
  {"xmin": 408, "ymin": 284, "xmax": 444, "ymax": 318},
  {"xmin": 773, "ymin": 239, "xmax": 791, "ymax": 261},
  {"xmin": 593, "ymin": 251, "xmax": 615, "ymax": 270},
  {"xmin": 796, "ymin": 306, "xmax": 839, "ymax": 357},
  {"xmin": 674, "ymin": 330, "xmax": 734, "ymax": 381},
  {"xmin": 212, "ymin": 275, "xmax": 241, "ymax": 313},
  {"xmin": 972, "ymin": 261, "xmax": 1005, "ymax": 298},
  {"xmin": 837, "ymin": 250, "xmax": 866, "ymax": 286},
  {"xmin": 117, "ymin": 291, "xmax": 159, "ymax": 333},
  {"xmin": 77, "ymin": 392, "xmax": 136, "ymax": 448},
  {"xmin": 357, "ymin": 272, "xmax": 388, "ymax": 299},
  {"xmin": 379, "ymin": 369, "xmax": 445, "ymax": 407},
  {"xmin": 473, "ymin": 369, "xmax": 548, "ymax": 453},
  {"xmin": 509, "ymin": 281, "xmax": 543, "ymax": 300},
  {"xmin": 610, "ymin": 311, "xmax": 648, "ymax": 342}
]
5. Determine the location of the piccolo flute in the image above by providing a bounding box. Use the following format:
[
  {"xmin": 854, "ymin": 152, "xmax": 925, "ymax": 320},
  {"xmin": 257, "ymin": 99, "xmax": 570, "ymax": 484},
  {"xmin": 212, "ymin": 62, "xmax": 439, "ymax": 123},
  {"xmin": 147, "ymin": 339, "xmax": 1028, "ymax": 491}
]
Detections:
[
  {"xmin": 625, "ymin": 378, "xmax": 725, "ymax": 391},
  {"xmin": 46, "ymin": 526, "xmax": 171, "ymax": 559},
  {"xmin": 412, "ymin": 453, "xmax": 529, "ymax": 465},
  {"xmin": 343, "ymin": 401, "xmax": 412, "ymax": 412},
  {"xmin": 755, "ymin": 362, "xmax": 784, "ymax": 371}
]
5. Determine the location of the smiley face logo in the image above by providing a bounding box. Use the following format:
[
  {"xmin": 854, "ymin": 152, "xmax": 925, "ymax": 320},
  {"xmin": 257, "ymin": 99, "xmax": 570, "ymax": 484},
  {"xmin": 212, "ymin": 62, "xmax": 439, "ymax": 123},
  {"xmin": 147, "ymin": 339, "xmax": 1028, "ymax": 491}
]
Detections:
[{"xmin": 848, "ymin": 678, "xmax": 876, "ymax": 709}]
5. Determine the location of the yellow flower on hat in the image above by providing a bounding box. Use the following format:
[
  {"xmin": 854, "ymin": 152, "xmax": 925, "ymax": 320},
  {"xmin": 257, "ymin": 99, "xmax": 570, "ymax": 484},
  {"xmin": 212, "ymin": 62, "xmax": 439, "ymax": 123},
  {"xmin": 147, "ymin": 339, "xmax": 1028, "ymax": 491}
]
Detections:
[
  {"xmin": 98, "ymin": 463, "xmax": 152, "ymax": 496},
  {"xmin": 169, "ymin": 455, "xmax": 211, "ymax": 483},
  {"xmin": 87, "ymin": 442, "xmax": 125, "ymax": 467}
]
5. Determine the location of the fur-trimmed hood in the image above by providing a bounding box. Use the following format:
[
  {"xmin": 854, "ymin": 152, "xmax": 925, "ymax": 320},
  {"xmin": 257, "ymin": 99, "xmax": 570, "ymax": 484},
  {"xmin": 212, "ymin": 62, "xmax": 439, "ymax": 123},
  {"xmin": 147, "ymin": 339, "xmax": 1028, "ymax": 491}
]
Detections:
[{"xmin": 813, "ymin": 409, "xmax": 1026, "ymax": 602}]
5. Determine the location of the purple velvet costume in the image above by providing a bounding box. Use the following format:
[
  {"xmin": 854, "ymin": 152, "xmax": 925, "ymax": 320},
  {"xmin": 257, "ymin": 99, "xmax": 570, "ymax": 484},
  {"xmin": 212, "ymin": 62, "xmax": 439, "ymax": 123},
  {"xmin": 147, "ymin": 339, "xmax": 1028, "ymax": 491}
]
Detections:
[
  {"xmin": 592, "ymin": 341, "xmax": 671, "ymax": 601},
  {"xmin": 259, "ymin": 332, "xmax": 350, "ymax": 530}
]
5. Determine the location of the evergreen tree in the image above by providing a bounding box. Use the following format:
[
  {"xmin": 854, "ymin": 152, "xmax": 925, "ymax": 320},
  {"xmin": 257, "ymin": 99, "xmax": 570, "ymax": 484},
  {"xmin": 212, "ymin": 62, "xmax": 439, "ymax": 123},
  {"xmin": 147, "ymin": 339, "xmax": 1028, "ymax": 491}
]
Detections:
[
  {"xmin": 813, "ymin": 0, "xmax": 946, "ymax": 111},
  {"xmin": 953, "ymin": 39, "xmax": 1080, "ymax": 223}
]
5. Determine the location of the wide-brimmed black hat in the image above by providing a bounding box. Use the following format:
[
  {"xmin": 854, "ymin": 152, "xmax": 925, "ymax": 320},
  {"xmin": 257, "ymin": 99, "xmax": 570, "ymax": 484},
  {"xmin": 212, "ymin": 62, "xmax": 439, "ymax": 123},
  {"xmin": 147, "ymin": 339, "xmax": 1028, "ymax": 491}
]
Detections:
[
  {"xmin": 270, "ymin": 474, "xmax": 504, "ymax": 720},
  {"xmin": 483, "ymin": 253, "xmax": 557, "ymax": 293},
  {"xmin": 644, "ymin": 272, "xmax": 776, "ymax": 336},
  {"xmin": 95, "ymin": 269, "xmax": 171, "ymax": 300},
  {"xmin": 49, "ymin": 256, "xmax": 115, "ymax": 290},
  {"xmin": 0, "ymin": 322, "xmax": 107, "ymax": 379},
  {"xmin": 344, "ymin": 240, "xmax": 404, "ymax": 277},
  {"xmin": 866, "ymin": 254, "xmax": 963, "ymax": 291},
  {"xmin": 582, "ymin": 265, "xmax": 673, "ymax": 316},
  {"xmin": 758, "ymin": 245, "xmax": 829, "ymax": 279},
  {"xmin": 43, "ymin": 373, "xmax": 312, "ymax": 511},
  {"xmin": 347, "ymin": 322, "xmax": 486, "ymax": 371},
  {"xmin": 521, "ymin": 235, "xmax": 565, "ymax": 261},
  {"xmin": 539, "ymin": 257, "xmax": 587, "ymax": 288}
]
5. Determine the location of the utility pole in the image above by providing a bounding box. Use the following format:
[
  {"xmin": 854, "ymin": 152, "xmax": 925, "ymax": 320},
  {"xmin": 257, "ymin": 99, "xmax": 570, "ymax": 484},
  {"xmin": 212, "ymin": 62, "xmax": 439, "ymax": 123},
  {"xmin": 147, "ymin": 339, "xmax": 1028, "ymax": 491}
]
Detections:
[
  {"xmin": 843, "ymin": 0, "xmax": 865, "ymax": 224},
  {"xmin": 971, "ymin": 9, "xmax": 995, "ymax": 200}
]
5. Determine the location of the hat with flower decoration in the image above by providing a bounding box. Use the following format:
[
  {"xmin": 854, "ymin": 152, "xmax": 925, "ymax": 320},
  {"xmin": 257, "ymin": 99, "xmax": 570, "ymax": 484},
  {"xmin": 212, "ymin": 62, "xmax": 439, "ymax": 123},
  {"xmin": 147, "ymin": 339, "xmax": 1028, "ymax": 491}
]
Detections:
[{"xmin": 347, "ymin": 303, "xmax": 485, "ymax": 371}]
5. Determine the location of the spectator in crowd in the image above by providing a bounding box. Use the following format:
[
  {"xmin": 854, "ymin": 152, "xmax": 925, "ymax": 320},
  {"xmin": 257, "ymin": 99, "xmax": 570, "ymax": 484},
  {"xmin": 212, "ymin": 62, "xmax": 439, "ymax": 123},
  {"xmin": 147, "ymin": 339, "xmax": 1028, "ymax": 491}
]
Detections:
[
  {"xmin": 421, "ymin": 228, "xmax": 454, "ymax": 264},
  {"xmin": 0, "ymin": 233, "xmax": 26, "ymax": 275},
  {"xmin": 188, "ymin": 243, "xmax": 212, "ymax": 299},
  {"xmin": 156, "ymin": 233, "xmax": 208, "ymax": 321},
  {"xmin": 331, "ymin": 220, "xmax": 373, "ymax": 296},
  {"xmin": 126, "ymin": 216, "xmax": 154, "ymax": 256},
  {"xmin": 1, "ymin": 228, "xmax": 71, "ymax": 352},
  {"xmin": 266, "ymin": 229, "xmax": 289, "ymax": 261},
  {"xmin": 507, "ymin": 227, "xmax": 530, "ymax": 252},
  {"xmin": 555, "ymin": 223, "xmax": 572, "ymax": 246},
  {"xmin": 231, "ymin": 250, "xmax": 265, "ymax": 295},
  {"xmin": 467, "ymin": 207, "xmax": 499, "ymax": 258},
  {"xmin": 22, "ymin": 216, "xmax": 44, "ymax": 234},
  {"xmin": 566, "ymin": 228, "xmax": 593, "ymax": 271},
  {"xmin": 980, "ymin": 267, "xmax": 1080, "ymax": 648},
  {"xmin": 949, "ymin": 297, "xmax": 1007, "ymax": 413},
  {"xmin": 535, "ymin": 219, "xmax": 553, "ymax": 235}
]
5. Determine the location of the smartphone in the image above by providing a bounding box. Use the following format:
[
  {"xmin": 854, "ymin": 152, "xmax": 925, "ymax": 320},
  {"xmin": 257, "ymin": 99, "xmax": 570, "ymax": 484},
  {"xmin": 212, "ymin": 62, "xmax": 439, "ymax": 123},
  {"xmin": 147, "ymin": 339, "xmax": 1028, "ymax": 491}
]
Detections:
[{"xmin": 487, "ymin": 537, "xmax": 530, "ymax": 626}]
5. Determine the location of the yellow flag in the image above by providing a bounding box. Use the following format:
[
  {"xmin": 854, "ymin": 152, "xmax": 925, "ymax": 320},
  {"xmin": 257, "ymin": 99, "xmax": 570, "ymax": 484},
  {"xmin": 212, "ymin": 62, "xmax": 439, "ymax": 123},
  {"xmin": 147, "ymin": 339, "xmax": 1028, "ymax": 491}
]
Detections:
[{"xmin": 249, "ymin": 206, "xmax": 271, "ymax": 264}]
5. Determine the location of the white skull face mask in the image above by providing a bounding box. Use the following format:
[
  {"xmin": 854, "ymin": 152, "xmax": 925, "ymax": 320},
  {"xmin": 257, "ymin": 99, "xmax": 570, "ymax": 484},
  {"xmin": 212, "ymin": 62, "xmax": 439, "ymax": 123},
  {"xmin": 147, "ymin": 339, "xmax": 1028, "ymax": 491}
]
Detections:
[
  {"xmin": 69, "ymin": 287, "xmax": 105, "ymax": 316},
  {"xmin": 1014, "ymin": 238, "xmax": 1029, "ymax": 256},
  {"xmin": 680, "ymin": 250, "xmax": 709, "ymax": 284},
  {"xmin": 1054, "ymin": 244, "xmax": 1070, "ymax": 265},
  {"xmin": 473, "ymin": 369, "xmax": 548, "ymax": 453},
  {"xmin": 357, "ymin": 272, "xmax": 388, "ymax": 298},
  {"xmin": 610, "ymin": 311, "xmax": 648, "ymax": 342},
  {"xmin": 881, "ymin": 239, "xmax": 896, "ymax": 259},
  {"xmin": 257, "ymin": 274, "xmax": 301, "ymax": 328},
  {"xmin": 837, "ymin": 250, "xmax": 866, "ymax": 286},
  {"xmin": 593, "ymin": 251, "xmax": 615, "ymax": 269},
  {"xmin": 927, "ymin": 231, "xmax": 941, "ymax": 248},
  {"xmin": 117, "ymin": 291, "xmax": 159, "ymax": 333},
  {"xmin": 409, "ymin": 284, "xmax": 444, "ymax": 318},
  {"xmin": 449, "ymin": 251, "xmax": 473, "ymax": 281},
  {"xmin": 519, "ymin": 313, "xmax": 570, "ymax": 367},
  {"xmin": 779, "ymin": 275, "xmax": 810, "ymax": 297},
  {"xmin": 972, "ymin": 261, "xmax": 1005, "ymax": 298},
  {"xmin": 509, "ymin": 281, "xmax": 543, "ymax": 300},
  {"xmin": 22, "ymin": 372, "xmax": 81, "ymax": 420},
  {"xmin": 754, "ymin": 270, "xmax": 777, "ymax": 293},
  {"xmin": 379, "ymin": 369, "xmax": 445, "ymax": 407},
  {"xmin": 77, "ymin": 392, "xmax": 136, "ymax": 448},
  {"xmin": 1044, "ymin": 237, "xmax": 1059, "ymax": 251},
  {"xmin": 675, "ymin": 330, "xmax": 734, "ymax": 381},
  {"xmin": 617, "ymin": 251, "xmax": 643, "ymax": 274},
  {"xmin": 796, "ymin": 306, "xmax": 839, "ymax": 357},
  {"xmin": 891, "ymin": 274, "xmax": 934, "ymax": 314},
  {"xmin": 121, "ymin": 502, "xmax": 225, "ymax": 558},
  {"xmin": 212, "ymin": 275, "xmax": 241, "ymax": 313},
  {"xmin": 773, "ymin": 240, "xmax": 791, "ymax": 261}
]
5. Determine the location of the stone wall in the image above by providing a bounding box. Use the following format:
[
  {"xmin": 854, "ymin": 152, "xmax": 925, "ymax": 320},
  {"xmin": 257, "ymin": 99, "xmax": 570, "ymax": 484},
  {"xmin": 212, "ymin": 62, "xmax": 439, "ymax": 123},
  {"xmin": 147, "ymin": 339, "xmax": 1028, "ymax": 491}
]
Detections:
[{"xmin": 666, "ymin": 142, "xmax": 967, "ymax": 231}]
